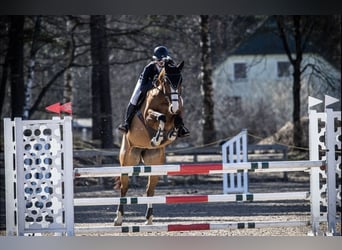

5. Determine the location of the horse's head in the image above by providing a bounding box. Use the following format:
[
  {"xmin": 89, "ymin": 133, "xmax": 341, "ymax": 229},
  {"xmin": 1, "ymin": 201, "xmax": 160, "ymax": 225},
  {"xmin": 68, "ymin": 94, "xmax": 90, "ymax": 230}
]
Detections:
[{"xmin": 158, "ymin": 60, "xmax": 184, "ymax": 114}]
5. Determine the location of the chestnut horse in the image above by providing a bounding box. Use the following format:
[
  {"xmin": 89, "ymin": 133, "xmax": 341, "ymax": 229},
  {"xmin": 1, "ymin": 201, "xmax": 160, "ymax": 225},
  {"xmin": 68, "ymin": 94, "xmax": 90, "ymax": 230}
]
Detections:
[{"xmin": 114, "ymin": 60, "xmax": 185, "ymax": 226}]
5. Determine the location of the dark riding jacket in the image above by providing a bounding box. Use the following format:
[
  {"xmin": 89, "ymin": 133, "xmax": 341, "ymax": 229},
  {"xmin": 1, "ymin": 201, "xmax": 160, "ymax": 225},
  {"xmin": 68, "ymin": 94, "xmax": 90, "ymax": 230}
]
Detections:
[
  {"xmin": 139, "ymin": 61, "xmax": 161, "ymax": 92},
  {"xmin": 131, "ymin": 59, "xmax": 175, "ymax": 106}
]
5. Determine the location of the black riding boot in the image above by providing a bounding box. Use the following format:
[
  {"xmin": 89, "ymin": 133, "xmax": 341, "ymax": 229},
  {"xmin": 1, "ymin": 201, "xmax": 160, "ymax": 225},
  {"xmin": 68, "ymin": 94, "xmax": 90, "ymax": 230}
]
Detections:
[
  {"xmin": 178, "ymin": 125, "xmax": 190, "ymax": 138},
  {"xmin": 118, "ymin": 103, "xmax": 137, "ymax": 133},
  {"xmin": 174, "ymin": 115, "xmax": 190, "ymax": 138}
]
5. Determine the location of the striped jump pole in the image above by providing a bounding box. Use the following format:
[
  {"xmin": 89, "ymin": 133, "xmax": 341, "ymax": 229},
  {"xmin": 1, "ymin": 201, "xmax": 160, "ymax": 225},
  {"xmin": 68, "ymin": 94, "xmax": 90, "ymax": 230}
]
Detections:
[
  {"xmin": 74, "ymin": 191, "xmax": 310, "ymax": 206},
  {"xmin": 74, "ymin": 160, "xmax": 325, "ymax": 178},
  {"xmin": 75, "ymin": 220, "xmax": 310, "ymax": 234}
]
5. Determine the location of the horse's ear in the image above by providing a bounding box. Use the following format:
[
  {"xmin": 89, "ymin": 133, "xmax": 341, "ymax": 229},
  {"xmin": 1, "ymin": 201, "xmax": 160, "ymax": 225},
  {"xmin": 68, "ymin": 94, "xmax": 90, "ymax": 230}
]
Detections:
[{"xmin": 177, "ymin": 61, "xmax": 184, "ymax": 71}]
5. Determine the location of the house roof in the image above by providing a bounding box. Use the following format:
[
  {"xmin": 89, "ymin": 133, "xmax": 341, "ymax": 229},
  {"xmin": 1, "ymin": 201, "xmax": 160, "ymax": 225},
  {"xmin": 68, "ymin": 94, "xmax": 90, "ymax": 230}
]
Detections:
[{"xmin": 232, "ymin": 17, "xmax": 317, "ymax": 56}]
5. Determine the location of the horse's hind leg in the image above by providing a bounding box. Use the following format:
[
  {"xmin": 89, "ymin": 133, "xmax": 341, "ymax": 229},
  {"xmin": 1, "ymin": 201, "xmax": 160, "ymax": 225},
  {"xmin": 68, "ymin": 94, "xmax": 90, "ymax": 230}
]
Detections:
[{"xmin": 142, "ymin": 148, "xmax": 165, "ymax": 225}]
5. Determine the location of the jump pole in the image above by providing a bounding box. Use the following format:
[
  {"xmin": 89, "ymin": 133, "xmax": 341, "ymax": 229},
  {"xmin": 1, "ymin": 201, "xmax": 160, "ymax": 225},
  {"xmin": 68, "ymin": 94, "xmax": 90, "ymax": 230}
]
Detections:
[
  {"xmin": 75, "ymin": 220, "xmax": 310, "ymax": 234},
  {"xmin": 74, "ymin": 160, "xmax": 324, "ymax": 178},
  {"xmin": 73, "ymin": 160, "xmax": 318, "ymax": 234},
  {"xmin": 74, "ymin": 191, "xmax": 310, "ymax": 206}
]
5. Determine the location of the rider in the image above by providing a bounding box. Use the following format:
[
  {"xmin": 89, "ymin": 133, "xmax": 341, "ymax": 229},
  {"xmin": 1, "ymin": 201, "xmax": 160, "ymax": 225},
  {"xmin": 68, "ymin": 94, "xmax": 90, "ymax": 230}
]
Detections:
[{"xmin": 118, "ymin": 46, "xmax": 190, "ymax": 137}]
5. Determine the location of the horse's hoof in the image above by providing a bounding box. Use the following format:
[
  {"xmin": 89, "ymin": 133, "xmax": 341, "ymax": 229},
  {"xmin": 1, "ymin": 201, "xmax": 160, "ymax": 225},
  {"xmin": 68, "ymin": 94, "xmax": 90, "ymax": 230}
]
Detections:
[
  {"xmin": 151, "ymin": 139, "xmax": 161, "ymax": 147},
  {"xmin": 114, "ymin": 211, "xmax": 123, "ymax": 226},
  {"xmin": 145, "ymin": 215, "xmax": 153, "ymax": 225},
  {"xmin": 114, "ymin": 218, "xmax": 122, "ymax": 226},
  {"xmin": 167, "ymin": 129, "xmax": 178, "ymax": 141}
]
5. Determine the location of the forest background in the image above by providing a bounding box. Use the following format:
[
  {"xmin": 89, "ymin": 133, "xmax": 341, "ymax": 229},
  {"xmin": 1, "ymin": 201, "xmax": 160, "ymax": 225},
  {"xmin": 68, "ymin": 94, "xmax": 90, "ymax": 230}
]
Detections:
[{"xmin": 0, "ymin": 15, "xmax": 340, "ymax": 149}]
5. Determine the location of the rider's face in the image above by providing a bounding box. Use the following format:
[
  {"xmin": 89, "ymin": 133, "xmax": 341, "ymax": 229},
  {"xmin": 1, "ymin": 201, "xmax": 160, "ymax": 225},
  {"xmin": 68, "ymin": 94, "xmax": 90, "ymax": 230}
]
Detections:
[{"xmin": 157, "ymin": 60, "xmax": 165, "ymax": 67}]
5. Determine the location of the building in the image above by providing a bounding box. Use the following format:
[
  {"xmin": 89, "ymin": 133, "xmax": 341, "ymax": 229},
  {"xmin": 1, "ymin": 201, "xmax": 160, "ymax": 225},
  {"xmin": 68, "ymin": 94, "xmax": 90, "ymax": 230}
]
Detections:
[{"xmin": 212, "ymin": 17, "xmax": 341, "ymax": 137}]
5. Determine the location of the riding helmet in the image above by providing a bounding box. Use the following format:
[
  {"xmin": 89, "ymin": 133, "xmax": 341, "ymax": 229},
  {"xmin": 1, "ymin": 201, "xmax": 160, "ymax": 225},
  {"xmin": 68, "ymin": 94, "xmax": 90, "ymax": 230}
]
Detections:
[{"xmin": 153, "ymin": 46, "xmax": 169, "ymax": 60}]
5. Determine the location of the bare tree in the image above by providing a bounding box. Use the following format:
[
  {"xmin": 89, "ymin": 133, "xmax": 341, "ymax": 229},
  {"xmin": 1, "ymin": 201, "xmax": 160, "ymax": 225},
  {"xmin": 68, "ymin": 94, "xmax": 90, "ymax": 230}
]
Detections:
[
  {"xmin": 276, "ymin": 16, "xmax": 321, "ymax": 148},
  {"xmin": 0, "ymin": 16, "xmax": 10, "ymax": 118},
  {"xmin": 63, "ymin": 18, "xmax": 74, "ymax": 104},
  {"xmin": 23, "ymin": 16, "xmax": 41, "ymax": 119},
  {"xmin": 29, "ymin": 16, "xmax": 86, "ymax": 118},
  {"xmin": 90, "ymin": 15, "xmax": 114, "ymax": 148},
  {"xmin": 8, "ymin": 16, "xmax": 25, "ymax": 119},
  {"xmin": 200, "ymin": 15, "xmax": 216, "ymax": 144}
]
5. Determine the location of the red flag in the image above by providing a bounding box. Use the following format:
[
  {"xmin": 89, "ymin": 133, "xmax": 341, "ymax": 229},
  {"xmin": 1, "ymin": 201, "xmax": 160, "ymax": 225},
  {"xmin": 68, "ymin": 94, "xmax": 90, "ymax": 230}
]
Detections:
[
  {"xmin": 45, "ymin": 102, "xmax": 61, "ymax": 114},
  {"xmin": 61, "ymin": 102, "xmax": 72, "ymax": 114}
]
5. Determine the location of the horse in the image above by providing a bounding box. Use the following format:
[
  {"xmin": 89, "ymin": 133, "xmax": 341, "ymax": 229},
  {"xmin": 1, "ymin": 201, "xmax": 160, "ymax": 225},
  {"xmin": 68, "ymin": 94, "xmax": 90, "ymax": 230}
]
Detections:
[{"xmin": 114, "ymin": 60, "xmax": 185, "ymax": 226}]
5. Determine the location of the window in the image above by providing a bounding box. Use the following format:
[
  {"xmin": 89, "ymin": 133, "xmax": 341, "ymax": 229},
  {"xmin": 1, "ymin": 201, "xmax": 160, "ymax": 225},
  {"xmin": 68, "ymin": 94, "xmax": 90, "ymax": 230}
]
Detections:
[
  {"xmin": 277, "ymin": 61, "xmax": 291, "ymax": 77},
  {"xmin": 234, "ymin": 63, "xmax": 247, "ymax": 80}
]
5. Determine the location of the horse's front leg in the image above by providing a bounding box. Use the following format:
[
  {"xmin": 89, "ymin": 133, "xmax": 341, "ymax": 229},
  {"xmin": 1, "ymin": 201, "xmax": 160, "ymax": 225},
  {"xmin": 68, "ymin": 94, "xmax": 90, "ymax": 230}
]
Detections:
[
  {"xmin": 142, "ymin": 148, "xmax": 164, "ymax": 225},
  {"xmin": 114, "ymin": 174, "xmax": 129, "ymax": 226},
  {"xmin": 115, "ymin": 141, "xmax": 142, "ymax": 226},
  {"xmin": 145, "ymin": 175, "xmax": 159, "ymax": 225},
  {"xmin": 148, "ymin": 110, "xmax": 166, "ymax": 146}
]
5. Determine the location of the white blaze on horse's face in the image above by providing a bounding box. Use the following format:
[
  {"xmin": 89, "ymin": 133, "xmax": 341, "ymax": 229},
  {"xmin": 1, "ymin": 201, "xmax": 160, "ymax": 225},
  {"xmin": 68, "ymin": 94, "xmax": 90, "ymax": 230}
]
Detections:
[
  {"xmin": 169, "ymin": 87, "xmax": 180, "ymax": 114},
  {"xmin": 164, "ymin": 61, "xmax": 184, "ymax": 115}
]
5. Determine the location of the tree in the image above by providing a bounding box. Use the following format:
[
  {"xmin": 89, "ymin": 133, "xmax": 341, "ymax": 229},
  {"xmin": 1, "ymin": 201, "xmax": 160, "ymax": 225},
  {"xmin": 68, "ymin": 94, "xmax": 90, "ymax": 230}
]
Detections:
[
  {"xmin": 90, "ymin": 15, "xmax": 114, "ymax": 148},
  {"xmin": 23, "ymin": 16, "xmax": 41, "ymax": 119},
  {"xmin": 0, "ymin": 16, "xmax": 10, "ymax": 118},
  {"xmin": 8, "ymin": 16, "xmax": 25, "ymax": 118},
  {"xmin": 1, "ymin": 16, "xmax": 74, "ymax": 119},
  {"xmin": 63, "ymin": 18, "xmax": 74, "ymax": 104},
  {"xmin": 199, "ymin": 15, "xmax": 216, "ymax": 144},
  {"xmin": 29, "ymin": 16, "xmax": 86, "ymax": 118},
  {"xmin": 276, "ymin": 16, "xmax": 318, "ymax": 148}
]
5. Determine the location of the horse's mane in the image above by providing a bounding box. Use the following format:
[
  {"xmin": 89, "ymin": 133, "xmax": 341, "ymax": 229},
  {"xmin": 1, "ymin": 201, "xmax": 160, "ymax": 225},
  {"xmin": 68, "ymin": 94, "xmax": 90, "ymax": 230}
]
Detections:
[{"xmin": 157, "ymin": 68, "xmax": 165, "ymax": 82}]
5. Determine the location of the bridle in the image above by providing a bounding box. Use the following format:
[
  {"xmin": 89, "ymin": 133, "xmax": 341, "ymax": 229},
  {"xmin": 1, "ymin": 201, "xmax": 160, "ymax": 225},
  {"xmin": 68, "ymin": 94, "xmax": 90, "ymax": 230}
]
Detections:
[
  {"xmin": 157, "ymin": 70, "xmax": 182, "ymax": 114},
  {"xmin": 164, "ymin": 72, "xmax": 182, "ymax": 89}
]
